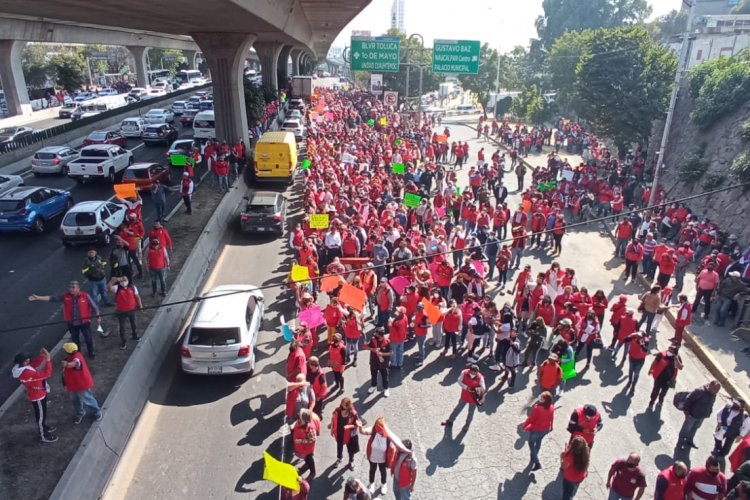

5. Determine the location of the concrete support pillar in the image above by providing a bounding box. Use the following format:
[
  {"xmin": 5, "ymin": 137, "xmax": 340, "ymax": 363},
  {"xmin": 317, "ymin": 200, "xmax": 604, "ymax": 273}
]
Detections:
[
  {"xmin": 290, "ymin": 48, "xmax": 302, "ymax": 75},
  {"xmin": 254, "ymin": 42, "xmax": 282, "ymax": 91},
  {"xmin": 183, "ymin": 50, "xmax": 197, "ymax": 70},
  {"xmin": 0, "ymin": 40, "xmax": 31, "ymax": 117},
  {"xmin": 277, "ymin": 45, "xmax": 292, "ymax": 90},
  {"xmin": 191, "ymin": 32, "xmax": 256, "ymax": 151},
  {"xmin": 127, "ymin": 46, "xmax": 150, "ymax": 88}
]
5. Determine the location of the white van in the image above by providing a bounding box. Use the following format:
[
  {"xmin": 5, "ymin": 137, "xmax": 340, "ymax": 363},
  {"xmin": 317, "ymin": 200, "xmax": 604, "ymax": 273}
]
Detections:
[{"xmin": 193, "ymin": 110, "xmax": 215, "ymax": 140}]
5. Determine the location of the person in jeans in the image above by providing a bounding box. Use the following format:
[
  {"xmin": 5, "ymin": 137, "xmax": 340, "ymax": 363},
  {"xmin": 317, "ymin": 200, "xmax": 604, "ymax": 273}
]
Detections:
[
  {"xmin": 12, "ymin": 348, "xmax": 57, "ymax": 442},
  {"xmin": 145, "ymin": 238, "xmax": 170, "ymax": 297},
  {"xmin": 622, "ymin": 331, "xmax": 650, "ymax": 397},
  {"xmin": 108, "ymin": 276, "xmax": 143, "ymax": 349},
  {"xmin": 678, "ymin": 380, "xmax": 721, "ymax": 450},
  {"xmin": 388, "ymin": 307, "xmax": 408, "ymax": 369},
  {"xmin": 81, "ymin": 248, "xmax": 113, "ymax": 307},
  {"xmin": 391, "ymin": 438, "xmax": 418, "ymax": 500},
  {"xmin": 61, "ymin": 342, "xmax": 102, "ymax": 424},
  {"xmin": 522, "ymin": 391, "xmax": 555, "ymax": 470},
  {"xmin": 561, "ymin": 436, "xmax": 590, "ymax": 499},
  {"xmin": 692, "ymin": 262, "xmax": 721, "ymax": 323},
  {"xmin": 606, "ymin": 453, "xmax": 647, "ymax": 500},
  {"xmin": 365, "ymin": 328, "xmax": 391, "ymax": 397},
  {"xmin": 637, "ymin": 286, "xmax": 662, "ymax": 335}
]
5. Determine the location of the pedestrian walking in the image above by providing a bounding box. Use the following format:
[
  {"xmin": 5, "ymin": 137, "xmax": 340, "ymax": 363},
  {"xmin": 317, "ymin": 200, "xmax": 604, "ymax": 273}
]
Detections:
[
  {"xmin": 81, "ymin": 248, "xmax": 113, "ymax": 307},
  {"xmin": 150, "ymin": 179, "xmax": 167, "ymax": 222},
  {"xmin": 109, "ymin": 236, "xmax": 133, "ymax": 282},
  {"xmin": 306, "ymin": 356, "xmax": 328, "ymax": 418},
  {"xmin": 29, "ymin": 281, "xmax": 100, "ymax": 358},
  {"xmin": 121, "ymin": 213, "xmax": 145, "ymax": 279},
  {"xmin": 342, "ymin": 309, "xmax": 363, "ymax": 366},
  {"xmin": 647, "ymin": 344, "xmax": 682, "ymax": 411},
  {"xmin": 441, "ymin": 300, "xmax": 462, "ymax": 357},
  {"xmin": 522, "ymin": 317, "xmax": 547, "ymax": 367},
  {"xmin": 11, "ymin": 348, "xmax": 58, "ymax": 442},
  {"xmin": 286, "ymin": 373, "xmax": 315, "ymax": 423},
  {"xmin": 567, "ymin": 404, "xmax": 603, "ymax": 449},
  {"xmin": 623, "ymin": 240, "xmax": 644, "ymax": 283},
  {"xmin": 61, "ymin": 342, "xmax": 102, "ymax": 424},
  {"xmin": 391, "ymin": 438, "xmax": 418, "ymax": 500},
  {"xmin": 148, "ymin": 220, "xmax": 173, "ymax": 254},
  {"xmin": 181, "ymin": 172, "xmax": 194, "ymax": 214},
  {"xmin": 498, "ymin": 330, "xmax": 522, "ymax": 390},
  {"xmin": 522, "ymin": 391, "xmax": 555, "ymax": 471},
  {"xmin": 712, "ymin": 399, "xmax": 750, "ymax": 460},
  {"xmin": 637, "ymin": 286, "xmax": 662, "ymax": 335},
  {"xmin": 441, "ymin": 364, "xmax": 485, "ymax": 427},
  {"xmin": 291, "ymin": 408, "xmax": 321, "ymax": 480},
  {"xmin": 538, "ymin": 353, "xmax": 563, "ymax": 397},
  {"xmin": 108, "ymin": 276, "xmax": 143, "ymax": 349},
  {"xmin": 328, "ymin": 334, "xmax": 346, "ymax": 392},
  {"xmin": 389, "ymin": 307, "xmax": 408, "ymax": 369},
  {"xmin": 145, "ymin": 237, "xmax": 169, "ymax": 297},
  {"xmin": 672, "ymin": 294, "xmax": 692, "ymax": 344},
  {"xmin": 365, "ymin": 328, "xmax": 391, "ymax": 397},
  {"xmin": 693, "ymin": 262, "xmax": 721, "ymax": 324},
  {"xmin": 623, "ymin": 331, "xmax": 650, "ymax": 396},
  {"xmin": 329, "ymin": 397, "xmax": 362, "ymax": 470},
  {"xmin": 684, "ymin": 456, "xmax": 727, "ymax": 500},
  {"xmin": 561, "ymin": 436, "xmax": 590, "ymax": 500},
  {"xmin": 606, "ymin": 453, "xmax": 647, "ymax": 500},
  {"xmin": 654, "ymin": 461, "xmax": 687, "ymax": 500},
  {"xmin": 677, "ymin": 380, "xmax": 721, "ymax": 450},
  {"xmin": 413, "ymin": 302, "xmax": 430, "ymax": 366}
]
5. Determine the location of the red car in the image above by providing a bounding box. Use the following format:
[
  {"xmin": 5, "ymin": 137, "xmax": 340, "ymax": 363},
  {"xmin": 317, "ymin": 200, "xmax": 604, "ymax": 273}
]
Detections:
[
  {"xmin": 121, "ymin": 163, "xmax": 171, "ymax": 190},
  {"xmin": 82, "ymin": 130, "xmax": 127, "ymax": 148}
]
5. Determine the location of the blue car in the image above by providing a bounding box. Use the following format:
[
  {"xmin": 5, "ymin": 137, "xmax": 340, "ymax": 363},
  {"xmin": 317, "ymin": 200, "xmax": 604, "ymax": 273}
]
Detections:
[{"xmin": 0, "ymin": 186, "xmax": 73, "ymax": 233}]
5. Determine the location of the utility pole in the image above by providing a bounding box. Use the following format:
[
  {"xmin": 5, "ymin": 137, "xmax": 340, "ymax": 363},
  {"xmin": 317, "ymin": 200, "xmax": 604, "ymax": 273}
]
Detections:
[
  {"xmin": 403, "ymin": 33, "xmax": 425, "ymax": 107},
  {"xmin": 649, "ymin": 0, "xmax": 695, "ymax": 206}
]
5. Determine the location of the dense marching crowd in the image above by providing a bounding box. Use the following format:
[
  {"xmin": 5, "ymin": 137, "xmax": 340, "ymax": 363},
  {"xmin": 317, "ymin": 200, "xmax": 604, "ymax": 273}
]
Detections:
[{"xmin": 280, "ymin": 88, "xmax": 750, "ymax": 500}]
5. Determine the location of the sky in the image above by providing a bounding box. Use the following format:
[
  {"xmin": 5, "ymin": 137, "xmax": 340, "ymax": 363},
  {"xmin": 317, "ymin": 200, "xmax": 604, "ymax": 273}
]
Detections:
[{"xmin": 331, "ymin": 0, "xmax": 683, "ymax": 52}]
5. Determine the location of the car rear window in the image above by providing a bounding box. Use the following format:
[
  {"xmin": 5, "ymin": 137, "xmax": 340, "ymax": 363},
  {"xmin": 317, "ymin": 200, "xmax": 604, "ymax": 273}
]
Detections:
[
  {"xmin": 34, "ymin": 152, "xmax": 57, "ymax": 160},
  {"xmin": 88, "ymin": 132, "xmax": 107, "ymax": 140},
  {"xmin": 145, "ymin": 127, "xmax": 163, "ymax": 133},
  {"xmin": 246, "ymin": 203, "xmax": 276, "ymax": 215},
  {"xmin": 189, "ymin": 327, "xmax": 240, "ymax": 346},
  {"xmin": 81, "ymin": 149, "xmax": 110, "ymax": 158},
  {"xmin": 0, "ymin": 200, "xmax": 24, "ymax": 211},
  {"xmin": 283, "ymin": 122, "xmax": 299, "ymax": 128},
  {"xmin": 124, "ymin": 169, "xmax": 149, "ymax": 179},
  {"xmin": 63, "ymin": 212, "xmax": 96, "ymax": 226}
]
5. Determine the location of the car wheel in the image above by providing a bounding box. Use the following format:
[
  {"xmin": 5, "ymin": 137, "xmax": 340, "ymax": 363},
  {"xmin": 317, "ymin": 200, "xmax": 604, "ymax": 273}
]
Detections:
[
  {"xmin": 108, "ymin": 168, "xmax": 116, "ymax": 183},
  {"xmin": 32, "ymin": 217, "xmax": 45, "ymax": 234},
  {"xmin": 98, "ymin": 231, "xmax": 111, "ymax": 246}
]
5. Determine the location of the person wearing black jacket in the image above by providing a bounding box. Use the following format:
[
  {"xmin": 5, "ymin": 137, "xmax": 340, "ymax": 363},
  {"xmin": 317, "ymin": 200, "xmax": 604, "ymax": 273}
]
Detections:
[
  {"xmin": 678, "ymin": 380, "xmax": 721, "ymax": 450},
  {"xmin": 712, "ymin": 400, "xmax": 750, "ymax": 458}
]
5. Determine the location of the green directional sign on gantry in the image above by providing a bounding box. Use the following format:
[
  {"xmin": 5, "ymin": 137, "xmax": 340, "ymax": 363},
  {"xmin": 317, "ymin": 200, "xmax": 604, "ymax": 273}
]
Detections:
[
  {"xmin": 432, "ymin": 39, "xmax": 481, "ymax": 74},
  {"xmin": 350, "ymin": 37, "xmax": 401, "ymax": 72}
]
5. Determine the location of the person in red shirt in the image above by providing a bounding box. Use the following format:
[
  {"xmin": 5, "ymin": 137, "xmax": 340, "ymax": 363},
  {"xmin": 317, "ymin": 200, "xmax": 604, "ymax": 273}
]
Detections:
[
  {"xmin": 606, "ymin": 453, "xmax": 647, "ymax": 500},
  {"xmin": 624, "ymin": 240, "xmax": 644, "ymax": 283},
  {"xmin": 522, "ymin": 391, "xmax": 555, "ymax": 470},
  {"xmin": 389, "ymin": 307, "xmax": 409, "ymax": 369},
  {"xmin": 328, "ymin": 334, "xmax": 346, "ymax": 392},
  {"xmin": 561, "ymin": 436, "xmax": 590, "ymax": 499},
  {"xmin": 306, "ymin": 356, "xmax": 328, "ymax": 418},
  {"xmin": 654, "ymin": 461, "xmax": 687, "ymax": 500},
  {"xmin": 413, "ymin": 302, "xmax": 430, "ymax": 366},
  {"xmin": 291, "ymin": 409, "xmax": 321, "ymax": 480},
  {"xmin": 108, "ymin": 276, "xmax": 143, "ymax": 350},
  {"xmin": 286, "ymin": 339, "xmax": 307, "ymax": 382},
  {"xmin": 441, "ymin": 364, "xmax": 485, "ymax": 427},
  {"xmin": 623, "ymin": 331, "xmax": 650, "ymax": 396},
  {"xmin": 324, "ymin": 296, "xmax": 346, "ymax": 345},
  {"xmin": 684, "ymin": 456, "xmax": 727, "ymax": 500},
  {"xmin": 657, "ymin": 248, "xmax": 677, "ymax": 289},
  {"xmin": 538, "ymin": 353, "xmax": 563, "ymax": 396},
  {"xmin": 12, "ymin": 348, "xmax": 57, "ymax": 442},
  {"xmin": 615, "ymin": 218, "xmax": 633, "ymax": 258}
]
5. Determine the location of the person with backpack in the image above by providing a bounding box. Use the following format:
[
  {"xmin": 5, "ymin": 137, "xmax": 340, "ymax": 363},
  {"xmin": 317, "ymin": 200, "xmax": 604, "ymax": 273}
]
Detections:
[
  {"xmin": 712, "ymin": 399, "xmax": 750, "ymax": 459},
  {"xmin": 391, "ymin": 438, "xmax": 418, "ymax": 499},
  {"xmin": 677, "ymin": 380, "xmax": 721, "ymax": 450}
]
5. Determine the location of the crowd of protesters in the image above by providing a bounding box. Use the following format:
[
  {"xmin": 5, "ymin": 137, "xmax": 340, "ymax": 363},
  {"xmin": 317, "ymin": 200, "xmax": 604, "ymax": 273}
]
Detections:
[{"xmin": 277, "ymin": 87, "xmax": 750, "ymax": 499}]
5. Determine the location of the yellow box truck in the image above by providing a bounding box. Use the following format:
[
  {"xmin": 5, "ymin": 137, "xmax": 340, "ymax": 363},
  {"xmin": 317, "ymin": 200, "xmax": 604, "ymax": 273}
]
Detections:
[{"xmin": 253, "ymin": 131, "xmax": 298, "ymax": 182}]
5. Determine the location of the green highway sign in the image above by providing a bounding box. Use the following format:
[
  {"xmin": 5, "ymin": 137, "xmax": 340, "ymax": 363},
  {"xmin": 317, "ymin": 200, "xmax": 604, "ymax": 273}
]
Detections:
[
  {"xmin": 350, "ymin": 37, "xmax": 401, "ymax": 72},
  {"xmin": 432, "ymin": 39, "xmax": 480, "ymax": 74}
]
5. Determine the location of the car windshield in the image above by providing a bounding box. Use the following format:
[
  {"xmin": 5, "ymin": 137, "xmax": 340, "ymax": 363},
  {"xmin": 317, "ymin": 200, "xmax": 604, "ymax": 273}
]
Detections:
[
  {"xmin": 63, "ymin": 211, "xmax": 97, "ymax": 226},
  {"xmin": 283, "ymin": 122, "xmax": 299, "ymax": 128},
  {"xmin": 124, "ymin": 169, "xmax": 150, "ymax": 179},
  {"xmin": 88, "ymin": 132, "xmax": 107, "ymax": 140},
  {"xmin": 0, "ymin": 200, "xmax": 24, "ymax": 212},
  {"xmin": 0, "ymin": 127, "xmax": 16, "ymax": 135},
  {"xmin": 189, "ymin": 326, "xmax": 240, "ymax": 346},
  {"xmin": 34, "ymin": 152, "xmax": 57, "ymax": 160},
  {"xmin": 147, "ymin": 110, "xmax": 163, "ymax": 115}
]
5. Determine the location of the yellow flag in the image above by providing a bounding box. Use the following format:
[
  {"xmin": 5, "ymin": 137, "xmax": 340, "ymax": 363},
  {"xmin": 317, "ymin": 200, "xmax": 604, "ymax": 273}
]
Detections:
[
  {"xmin": 263, "ymin": 451, "xmax": 299, "ymax": 491},
  {"xmin": 291, "ymin": 264, "xmax": 310, "ymax": 282}
]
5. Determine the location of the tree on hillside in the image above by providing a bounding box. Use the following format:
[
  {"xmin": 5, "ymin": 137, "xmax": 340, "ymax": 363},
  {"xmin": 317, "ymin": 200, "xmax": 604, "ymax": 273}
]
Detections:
[
  {"xmin": 732, "ymin": 0, "xmax": 750, "ymax": 14},
  {"xmin": 644, "ymin": 9, "xmax": 688, "ymax": 42},
  {"xmin": 548, "ymin": 30, "xmax": 593, "ymax": 114},
  {"xmin": 48, "ymin": 53, "xmax": 88, "ymax": 92},
  {"xmin": 574, "ymin": 27, "xmax": 676, "ymax": 154},
  {"xmin": 536, "ymin": 0, "xmax": 651, "ymax": 50},
  {"xmin": 147, "ymin": 49, "xmax": 185, "ymax": 73},
  {"xmin": 459, "ymin": 43, "xmax": 499, "ymax": 115}
]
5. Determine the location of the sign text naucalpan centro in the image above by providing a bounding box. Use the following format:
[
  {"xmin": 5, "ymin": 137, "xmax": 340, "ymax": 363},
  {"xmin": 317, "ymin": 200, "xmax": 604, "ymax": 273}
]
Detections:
[
  {"xmin": 432, "ymin": 39, "xmax": 480, "ymax": 74},
  {"xmin": 350, "ymin": 37, "xmax": 401, "ymax": 72}
]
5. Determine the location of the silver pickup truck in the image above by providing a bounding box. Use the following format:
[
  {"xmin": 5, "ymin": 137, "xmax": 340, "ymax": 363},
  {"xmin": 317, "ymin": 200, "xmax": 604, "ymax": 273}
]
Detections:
[{"xmin": 67, "ymin": 144, "xmax": 133, "ymax": 183}]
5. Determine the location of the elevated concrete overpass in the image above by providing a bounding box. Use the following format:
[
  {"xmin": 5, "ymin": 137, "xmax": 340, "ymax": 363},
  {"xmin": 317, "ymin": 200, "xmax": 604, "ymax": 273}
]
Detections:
[{"xmin": 0, "ymin": 0, "xmax": 370, "ymax": 147}]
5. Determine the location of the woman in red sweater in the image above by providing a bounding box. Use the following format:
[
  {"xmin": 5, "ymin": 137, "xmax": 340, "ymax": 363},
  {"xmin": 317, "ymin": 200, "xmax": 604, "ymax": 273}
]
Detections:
[
  {"xmin": 561, "ymin": 436, "xmax": 590, "ymax": 499},
  {"xmin": 522, "ymin": 391, "xmax": 555, "ymax": 470}
]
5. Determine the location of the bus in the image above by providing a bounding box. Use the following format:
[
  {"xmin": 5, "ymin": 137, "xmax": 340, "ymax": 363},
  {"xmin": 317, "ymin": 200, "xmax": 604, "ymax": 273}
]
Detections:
[
  {"xmin": 193, "ymin": 110, "xmax": 215, "ymax": 140},
  {"xmin": 175, "ymin": 69, "xmax": 205, "ymax": 87},
  {"xmin": 147, "ymin": 69, "xmax": 171, "ymax": 85}
]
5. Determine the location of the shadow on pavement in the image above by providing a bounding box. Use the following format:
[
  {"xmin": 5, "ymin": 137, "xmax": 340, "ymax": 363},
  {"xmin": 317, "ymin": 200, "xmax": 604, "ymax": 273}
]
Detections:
[{"xmin": 425, "ymin": 425, "xmax": 467, "ymax": 476}]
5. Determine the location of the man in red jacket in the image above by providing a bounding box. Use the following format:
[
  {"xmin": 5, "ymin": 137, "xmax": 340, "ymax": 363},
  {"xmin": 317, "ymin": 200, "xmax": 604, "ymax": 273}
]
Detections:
[
  {"xmin": 214, "ymin": 154, "xmax": 230, "ymax": 192},
  {"xmin": 12, "ymin": 348, "xmax": 57, "ymax": 442},
  {"xmin": 61, "ymin": 342, "xmax": 102, "ymax": 424},
  {"xmin": 614, "ymin": 218, "xmax": 633, "ymax": 258}
]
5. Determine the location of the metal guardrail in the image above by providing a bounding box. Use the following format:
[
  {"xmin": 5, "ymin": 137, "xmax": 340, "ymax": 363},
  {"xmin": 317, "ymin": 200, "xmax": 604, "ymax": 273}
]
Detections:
[{"xmin": 0, "ymin": 83, "xmax": 211, "ymax": 155}]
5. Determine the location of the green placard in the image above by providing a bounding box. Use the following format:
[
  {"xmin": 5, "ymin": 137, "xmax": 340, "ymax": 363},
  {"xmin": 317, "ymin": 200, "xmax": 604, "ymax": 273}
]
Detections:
[
  {"xmin": 170, "ymin": 154, "xmax": 187, "ymax": 166},
  {"xmin": 456, "ymin": 186, "xmax": 461, "ymax": 196},
  {"xmin": 403, "ymin": 192, "xmax": 421, "ymax": 208},
  {"xmin": 392, "ymin": 162, "xmax": 405, "ymax": 174},
  {"xmin": 367, "ymin": 118, "xmax": 375, "ymax": 126},
  {"xmin": 432, "ymin": 39, "xmax": 481, "ymax": 75},
  {"xmin": 395, "ymin": 139, "xmax": 403, "ymax": 146},
  {"xmin": 301, "ymin": 159, "xmax": 311, "ymax": 169},
  {"xmin": 350, "ymin": 37, "xmax": 401, "ymax": 72}
]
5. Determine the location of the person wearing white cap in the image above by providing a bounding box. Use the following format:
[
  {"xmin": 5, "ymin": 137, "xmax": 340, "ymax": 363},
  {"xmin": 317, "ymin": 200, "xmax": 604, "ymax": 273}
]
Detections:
[
  {"xmin": 180, "ymin": 171, "xmax": 194, "ymax": 215},
  {"xmin": 714, "ymin": 271, "xmax": 750, "ymax": 327},
  {"xmin": 61, "ymin": 342, "xmax": 102, "ymax": 424}
]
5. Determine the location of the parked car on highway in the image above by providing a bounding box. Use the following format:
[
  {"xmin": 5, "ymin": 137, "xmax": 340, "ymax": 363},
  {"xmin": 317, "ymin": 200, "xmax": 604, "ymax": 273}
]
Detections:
[
  {"xmin": 199, "ymin": 100, "xmax": 213, "ymax": 111},
  {"xmin": 239, "ymin": 191, "xmax": 287, "ymax": 235},
  {"xmin": 281, "ymin": 118, "xmax": 304, "ymax": 141},
  {"xmin": 287, "ymin": 109, "xmax": 303, "ymax": 120},
  {"xmin": 144, "ymin": 108, "xmax": 174, "ymax": 124},
  {"xmin": 187, "ymin": 96, "xmax": 202, "ymax": 109},
  {"xmin": 67, "ymin": 145, "xmax": 134, "ymax": 183},
  {"xmin": 145, "ymin": 88, "xmax": 167, "ymax": 100},
  {"xmin": 120, "ymin": 117, "xmax": 147, "ymax": 138},
  {"xmin": 0, "ymin": 126, "xmax": 35, "ymax": 152},
  {"xmin": 142, "ymin": 124, "xmax": 179, "ymax": 146},
  {"xmin": 97, "ymin": 88, "xmax": 118, "ymax": 96},
  {"xmin": 127, "ymin": 88, "xmax": 148, "ymax": 102},
  {"xmin": 74, "ymin": 92, "xmax": 96, "ymax": 102},
  {"xmin": 0, "ymin": 173, "xmax": 25, "ymax": 195},
  {"xmin": 0, "ymin": 186, "xmax": 73, "ymax": 233},
  {"xmin": 121, "ymin": 162, "xmax": 171, "ymax": 191},
  {"xmin": 171, "ymin": 100, "xmax": 187, "ymax": 115},
  {"xmin": 83, "ymin": 130, "xmax": 127, "ymax": 148},
  {"xmin": 60, "ymin": 200, "xmax": 127, "ymax": 246},
  {"xmin": 31, "ymin": 146, "xmax": 80, "ymax": 175},
  {"xmin": 58, "ymin": 102, "xmax": 79, "ymax": 119},
  {"xmin": 180, "ymin": 284, "xmax": 264, "ymax": 375},
  {"xmin": 151, "ymin": 81, "xmax": 171, "ymax": 93},
  {"xmin": 288, "ymin": 99, "xmax": 305, "ymax": 112},
  {"xmin": 179, "ymin": 109, "xmax": 198, "ymax": 127}
]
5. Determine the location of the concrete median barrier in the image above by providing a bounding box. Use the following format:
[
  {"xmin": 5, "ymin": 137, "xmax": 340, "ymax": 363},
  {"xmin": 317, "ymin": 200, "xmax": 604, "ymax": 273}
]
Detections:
[{"xmin": 50, "ymin": 178, "xmax": 246, "ymax": 499}]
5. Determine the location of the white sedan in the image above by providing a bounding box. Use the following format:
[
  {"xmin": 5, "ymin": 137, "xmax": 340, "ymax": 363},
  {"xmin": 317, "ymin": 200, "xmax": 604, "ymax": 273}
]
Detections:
[
  {"xmin": 144, "ymin": 108, "xmax": 174, "ymax": 124},
  {"xmin": 0, "ymin": 174, "xmax": 24, "ymax": 196}
]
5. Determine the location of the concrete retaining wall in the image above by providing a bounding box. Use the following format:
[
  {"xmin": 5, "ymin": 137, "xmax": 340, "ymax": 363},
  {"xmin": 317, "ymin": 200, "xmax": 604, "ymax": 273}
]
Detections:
[{"xmin": 50, "ymin": 180, "xmax": 246, "ymax": 500}]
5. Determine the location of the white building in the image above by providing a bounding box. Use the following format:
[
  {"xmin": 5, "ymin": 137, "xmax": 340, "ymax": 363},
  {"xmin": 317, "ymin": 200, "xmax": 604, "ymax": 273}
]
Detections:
[
  {"xmin": 390, "ymin": 0, "xmax": 405, "ymax": 32},
  {"xmin": 667, "ymin": 15, "xmax": 750, "ymax": 69}
]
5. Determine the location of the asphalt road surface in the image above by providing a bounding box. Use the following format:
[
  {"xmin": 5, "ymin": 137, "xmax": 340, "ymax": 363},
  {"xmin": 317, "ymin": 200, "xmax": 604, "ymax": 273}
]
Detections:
[
  {"xmin": 0, "ymin": 123, "xmax": 204, "ymax": 402},
  {"xmin": 105, "ymin": 121, "xmax": 727, "ymax": 499}
]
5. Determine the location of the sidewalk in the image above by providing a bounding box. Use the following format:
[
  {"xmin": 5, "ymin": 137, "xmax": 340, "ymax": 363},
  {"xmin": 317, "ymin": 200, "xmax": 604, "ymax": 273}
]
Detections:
[{"xmin": 459, "ymin": 115, "xmax": 750, "ymax": 405}]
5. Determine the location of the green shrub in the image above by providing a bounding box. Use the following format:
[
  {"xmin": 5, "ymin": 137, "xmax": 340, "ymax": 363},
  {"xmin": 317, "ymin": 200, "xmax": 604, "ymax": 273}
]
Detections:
[
  {"xmin": 702, "ymin": 173, "xmax": 725, "ymax": 190},
  {"xmin": 742, "ymin": 118, "xmax": 750, "ymax": 142},
  {"xmin": 679, "ymin": 152, "xmax": 708, "ymax": 183},
  {"xmin": 731, "ymin": 151, "xmax": 750, "ymax": 183},
  {"xmin": 688, "ymin": 57, "xmax": 731, "ymax": 98},
  {"xmin": 690, "ymin": 57, "xmax": 750, "ymax": 128}
]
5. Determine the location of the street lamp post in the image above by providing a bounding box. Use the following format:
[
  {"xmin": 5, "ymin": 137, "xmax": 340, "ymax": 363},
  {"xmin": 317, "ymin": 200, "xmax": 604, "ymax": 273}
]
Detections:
[{"xmin": 404, "ymin": 33, "xmax": 426, "ymax": 107}]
